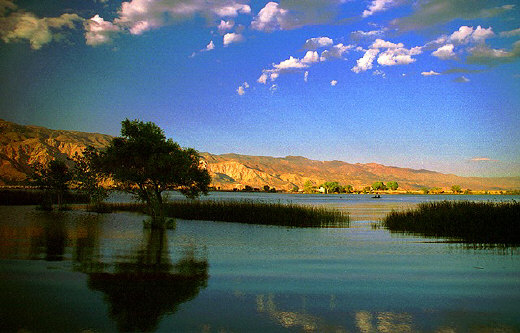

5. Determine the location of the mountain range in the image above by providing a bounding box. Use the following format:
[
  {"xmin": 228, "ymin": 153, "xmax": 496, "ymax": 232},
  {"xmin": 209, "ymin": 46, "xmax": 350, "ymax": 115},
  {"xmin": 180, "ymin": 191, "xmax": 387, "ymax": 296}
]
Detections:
[{"xmin": 1, "ymin": 119, "xmax": 519, "ymax": 191}]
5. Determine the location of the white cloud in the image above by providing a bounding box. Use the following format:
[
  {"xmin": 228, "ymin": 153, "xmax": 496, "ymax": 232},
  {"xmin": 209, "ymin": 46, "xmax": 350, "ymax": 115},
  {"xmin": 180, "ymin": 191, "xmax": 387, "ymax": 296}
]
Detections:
[
  {"xmin": 236, "ymin": 81, "xmax": 249, "ymax": 95},
  {"xmin": 432, "ymin": 43, "xmax": 456, "ymax": 59},
  {"xmin": 472, "ymin": 26, "xmax": 494, "ymax": 42},
  {"xmin": 270, "ymin": 72, "xmax": 279, "ymax": 81},
  {"xmin": 371, "ymin": 38, "xmax": 403, "ymax": 49},
  {"xmin": 84, "ymin": 14, "xmax": 120, "ymax": 46},
  {"xmin": 350, "ymin": 29, "xmax": 384, "ymax": 40},
  {"xmin": 369, "ymin": 39, "xmax": 422, "ymax": 66},
  {"xmin": 500, "ymin": 27, "xmax": 520, "ymax": 37},
  {"xmin": 0, "ymin": 11, "xmax": 83, "ymax": 49},
  {"xmin": 302, "ymin": 50, "xmax": 319, "ymax": 64},
  {"xmin": 269, "ymin": 84, "xmax": 278, "ymax": 93},
  {"xmin": 330, "ymin": 80, "xmax": 338, "ymax": 86},
  {"xmin": 257, "ymin": 73, "xmax": 268, "ymax": 84},
  {"xmin": 273, "ymin": 56, "xmax": 309, "ymax": 70},
  {"xmin": 217, "ymin": 19, "xmax": 234, "ymax": 34},
  {"xmin": 114, "ymin": 0, "xmax": 251, "ymax": 35},
  {"xmin": 320, "ymin": 43, "xmax": 353, "ymax": 61},
  {"xmin": 421, "ymin": 70, "xmax": 441, "ymax": 76},
  {"xmin": 205, "ymin": 40, "xmax": 215, "ymax": 51},
  {"xmin": 223, "ymin": 32, "xmax": 243, "ymax": 46},
  {"xmin": 449, "ymin": 25, "xmax": 474, "ymax": 44},
  {"xmin": 303, "ymin": 36, "xmax": 333, "ymax": 50},
  {"xmin": 453, "ymin": 76, "xmax": 470, "ymax": 83},
  {"xmin": 362, "ymin": 0, "xmax": 399, "ymax": 17},
  {"xmin": 352, "ymin": 48, "xmax": 379, "ymax": 73},
  {"xmin": 304, "ymin": 71, "xmax": 309, "ymax": 82},
  {"xmin": 251, "ymin": 2, "xmax": 290, "ymax": 32}
]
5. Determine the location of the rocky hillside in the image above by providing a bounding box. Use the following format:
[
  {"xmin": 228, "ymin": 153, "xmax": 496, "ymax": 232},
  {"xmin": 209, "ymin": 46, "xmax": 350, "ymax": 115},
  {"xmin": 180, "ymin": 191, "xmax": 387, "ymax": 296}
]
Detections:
[
  {"xmin": 1, "ymin": 119, "xmax": 519, "ymax": 190},
  {"xmin": 0, "ymin": 119, "xmax": 112, "ymax": 184},
  {"xmin": 201, "ymin": 153, "xmax": 520, "ymax": 191}
]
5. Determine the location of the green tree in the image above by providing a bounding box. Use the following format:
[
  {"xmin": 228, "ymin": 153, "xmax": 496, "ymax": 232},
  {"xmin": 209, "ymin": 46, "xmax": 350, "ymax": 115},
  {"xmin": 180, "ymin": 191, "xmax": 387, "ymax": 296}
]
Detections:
[
  {"xmin": 263, "ymin": 185, "xmax": 270, "ymax": 192},
  {"xmin": 451, "ymin": 185, "xmax": 462, "ymax": 194},
  {"xmin": 303, "ymin": 180, "xmax": 316, "ymax": 194},
  {"xmin": 387, "ymin": 181, "xmax": 399, "ymax": 191},
  {"xmin": 372, "ymin": 181, "xmax": 387, "ymax": 191},
  {"xmin": 420, "ymin": 187, "xmax": 429, "ymax": 194},
  {"xmin": 99, "ymin": 119, "xmax": 211, "ymax": 227},
  {"xmin": 344, "ymin": 184, "xmax": 353, "ymax": 193},
  {"xmin": 72, "ymin": 146, "xmax": 109, "ymax": 210},
  {"xmin": 31, "ymin": 160, "xmax": 71, "ymax": 210},
  {"xmin": 321, "ymin": 181, "xmax": 341, "ymax": 194}
]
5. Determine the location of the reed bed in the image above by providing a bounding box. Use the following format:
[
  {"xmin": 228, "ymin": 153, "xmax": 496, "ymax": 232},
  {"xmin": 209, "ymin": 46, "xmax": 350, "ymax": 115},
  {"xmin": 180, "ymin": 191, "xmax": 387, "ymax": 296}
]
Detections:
[
  {"xmin": 0, "ymin": 189, "xmax": 89, "ymax": 205},
  {"xmin": 107, "ymin": 200, "xmax": 349, "ymax": 228},
  {"xmin": 382, "ymin": 200, "xmax": 520, "ymax": 245}
]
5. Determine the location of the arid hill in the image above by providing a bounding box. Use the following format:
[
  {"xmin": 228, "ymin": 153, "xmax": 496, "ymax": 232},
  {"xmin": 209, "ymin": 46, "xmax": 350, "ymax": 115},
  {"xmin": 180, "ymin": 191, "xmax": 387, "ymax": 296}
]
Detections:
[
  {"xmin": 0, "ymin": 119, "xmax": 112, "ymax": 184},
  {"xmin": 1, "ymin": 119, "xmax": 518, "ymax": 190}
]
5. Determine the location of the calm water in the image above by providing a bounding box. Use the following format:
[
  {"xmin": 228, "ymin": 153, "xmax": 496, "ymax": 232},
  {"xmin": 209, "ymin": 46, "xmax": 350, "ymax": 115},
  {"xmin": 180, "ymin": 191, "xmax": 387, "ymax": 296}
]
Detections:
[{"xmin": 1, "ymin": 193, "xmax": 519, "ymax": 332}]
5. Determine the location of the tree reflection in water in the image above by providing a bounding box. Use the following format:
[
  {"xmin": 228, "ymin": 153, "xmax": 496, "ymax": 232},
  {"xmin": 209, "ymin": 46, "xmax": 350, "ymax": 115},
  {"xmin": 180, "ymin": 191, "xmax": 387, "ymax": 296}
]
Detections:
[{"xmin": 76, "ymin": 222, "xmax": 209, "ymax": 332}]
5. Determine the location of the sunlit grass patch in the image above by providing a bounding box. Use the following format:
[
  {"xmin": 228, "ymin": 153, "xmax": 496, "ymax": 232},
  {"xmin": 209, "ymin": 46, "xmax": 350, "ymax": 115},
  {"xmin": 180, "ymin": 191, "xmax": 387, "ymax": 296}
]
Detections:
[{"xmin": 381, "ymin": 200, "xmax": 520, "ymax": 245}]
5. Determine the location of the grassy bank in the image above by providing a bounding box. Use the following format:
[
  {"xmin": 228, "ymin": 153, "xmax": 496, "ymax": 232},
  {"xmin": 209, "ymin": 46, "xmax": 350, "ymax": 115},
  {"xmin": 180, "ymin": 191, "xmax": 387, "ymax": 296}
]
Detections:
[
  {"xmin": 382, "ymin": 201, "xmax": 520, "ymax": 245},
  {"xmin": 104, "ymin": 200, "xmax": 349, "ymax": 228},
  {"xmin": 0, "ymin": 189, "xmax": 89, "ymax": 205}
]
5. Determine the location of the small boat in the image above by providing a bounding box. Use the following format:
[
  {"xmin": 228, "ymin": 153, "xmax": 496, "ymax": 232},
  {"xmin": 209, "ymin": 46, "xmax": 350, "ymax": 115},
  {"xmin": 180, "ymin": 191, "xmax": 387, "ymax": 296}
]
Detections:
[{"xmin": 371, "ymin": 194, "xmax": 381, "ymax": 199}]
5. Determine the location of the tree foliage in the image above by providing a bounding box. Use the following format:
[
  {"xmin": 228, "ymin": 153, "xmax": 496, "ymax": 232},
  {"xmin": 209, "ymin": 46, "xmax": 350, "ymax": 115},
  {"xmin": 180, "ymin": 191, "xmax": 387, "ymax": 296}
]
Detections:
[
  {"xmin": 72, "ymin": 146, "xmax": 109, "ymax": 208},
  {"xmin": 98, "ymin": 119, "xmax": 211, "ymax": 225},
  {"xmin": 451, "ymin": 185, "xmax": 462, "ymax": 194},
  {"xmin": 372, "ymin": 181, "xmax": 387, "ymax": 191},
  {"xmin": 386, "ymin": 181, "xmax": 399, "ymax": 191},
  {"xmin": 31, "ymin": 160, "xmax": 71, "ymax": 210}
]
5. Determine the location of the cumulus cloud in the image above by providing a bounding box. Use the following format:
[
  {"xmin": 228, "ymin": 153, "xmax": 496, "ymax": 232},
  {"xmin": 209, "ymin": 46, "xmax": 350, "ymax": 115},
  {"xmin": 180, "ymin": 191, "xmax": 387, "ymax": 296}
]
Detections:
[
  {"xmin": 269, "ymin": 84, "xmax": 278, "ymax": 93},
  {"xmin": 351, "ymin": 48, "xmax": 379, "ymax": 73},
  {"xmin": 453, "ymin": 76, "xmax": 470, "ymax": 83},
  {"xmin": 0, "ymin": 11, "xmax": 83, "ymax": 49},
  {"xmin": 432, "ymin": 43, "xmax": 456, "ymax": 59},
  {"xmin": 330, "ymin": 80, "xmax": 337, "ymax": 86},
  {"xmin": 320, "ymin": 43, "xmax": 353, "ymax": 61},
  {"xmin": 251, "ymin": 2, "xmax": 290, "ymax": 32},
  {"xmin": 303, "ymin": 36, "xmax": 333, "ymax": 50},
  {"xmin": 223, "ymin": 32, "xmax": 243, "ymax": 46},
  {"xmin": 84, "ymin": 14, "xmax": 120, "ymax": 46},
  {"xmin": 362, "ymin": 0, "xmax": 400, "ymax": 17},
  {"xmin": 273, "ymin": 56, "xmax": 309, "ymax": 70},
  {"xmin": 393, "ymin": 0, "xmax": 514, "ymax": 31},
  {"xmin": 217, "ymin": 19, "xmax": 234, "ymax": 33},
  {"xmin": 304, "ymin": 71, "xmax": 309, "ymax": 82},
  {"xmin": 257, "ymin": 73, "xmax": 268, "ymax": 84},
  {"xmin": 113, "ymin": 0, "xmax": 251, "ymax": 36},
  {"xmin": 302, "ymin": 50, "xmax": 319, "ymax": 64},
  {"xmin": 421, "ymin": 70, "xmax": 441, "ymax": 76},
  {"xmin": 373, "ymin": 69, "xmax": 386, "ymax": 78}
]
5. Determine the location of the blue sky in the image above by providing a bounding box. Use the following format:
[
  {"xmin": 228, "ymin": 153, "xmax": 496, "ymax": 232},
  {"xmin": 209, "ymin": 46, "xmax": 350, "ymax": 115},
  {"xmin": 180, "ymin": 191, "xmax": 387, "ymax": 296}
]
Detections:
[{"xmin": 0, "ymin": 0, "xmax": 519, "ymax": 177}]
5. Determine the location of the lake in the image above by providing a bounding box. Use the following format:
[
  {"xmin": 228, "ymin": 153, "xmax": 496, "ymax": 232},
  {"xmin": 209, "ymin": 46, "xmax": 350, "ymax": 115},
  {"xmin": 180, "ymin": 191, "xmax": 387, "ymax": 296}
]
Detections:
[{"xmin": 1, "ymin": 193, "xmax": 519, "ymax": 332}]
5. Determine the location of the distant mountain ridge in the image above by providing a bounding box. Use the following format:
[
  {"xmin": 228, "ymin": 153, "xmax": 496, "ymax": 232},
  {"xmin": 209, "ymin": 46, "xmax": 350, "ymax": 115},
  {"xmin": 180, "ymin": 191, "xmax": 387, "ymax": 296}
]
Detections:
[{"xmin": 1, "ymin": 119, "xmax": 519, "ymax": 190}]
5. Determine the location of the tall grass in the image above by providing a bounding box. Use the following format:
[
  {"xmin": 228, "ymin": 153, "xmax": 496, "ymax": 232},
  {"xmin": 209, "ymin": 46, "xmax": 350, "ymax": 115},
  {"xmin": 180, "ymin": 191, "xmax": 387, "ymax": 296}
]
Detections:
[
  {"xmin": 106, "ymin": 200, "xmax": 349, "ymax": 228},
  {"xmin": 382, "ymin": 200, "xmax": 520, "ymax": 245},
  {"xmin": 0, "ymin": 189, "xmax": 89, "ymax": 205}
]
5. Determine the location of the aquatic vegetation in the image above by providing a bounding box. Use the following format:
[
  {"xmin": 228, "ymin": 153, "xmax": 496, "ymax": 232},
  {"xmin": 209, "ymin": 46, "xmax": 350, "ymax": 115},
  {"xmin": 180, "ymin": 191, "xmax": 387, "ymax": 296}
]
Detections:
[
  {"xmin": 382, "ymin": 200, "xmax": 520, "ymax": 245},
  {"xmin": 108, "ymin": 200, "xmax": 349, "ymax": 228}
]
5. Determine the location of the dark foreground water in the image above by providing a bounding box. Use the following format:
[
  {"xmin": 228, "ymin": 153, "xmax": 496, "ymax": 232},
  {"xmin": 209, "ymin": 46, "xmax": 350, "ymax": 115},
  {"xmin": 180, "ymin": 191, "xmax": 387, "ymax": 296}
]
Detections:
[{"xmin": 1, "ymin": 194, "xmax": 519, "ymax": 332}]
